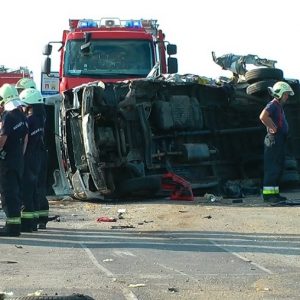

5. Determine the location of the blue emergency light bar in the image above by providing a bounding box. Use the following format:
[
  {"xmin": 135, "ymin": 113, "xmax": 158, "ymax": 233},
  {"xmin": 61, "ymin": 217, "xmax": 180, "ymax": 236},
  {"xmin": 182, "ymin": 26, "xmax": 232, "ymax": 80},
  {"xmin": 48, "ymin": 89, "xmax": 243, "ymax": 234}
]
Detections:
[
  {"xmin": 69, "ymin": 18, "xmax": 158, "ymax": 34},
  {"xmin": 124, "ymin": 20, "xmax": 142, "ymax": 28},
  {"xmin": 77, "ymin": 19, "xmax": 98, "ymax": 29}
]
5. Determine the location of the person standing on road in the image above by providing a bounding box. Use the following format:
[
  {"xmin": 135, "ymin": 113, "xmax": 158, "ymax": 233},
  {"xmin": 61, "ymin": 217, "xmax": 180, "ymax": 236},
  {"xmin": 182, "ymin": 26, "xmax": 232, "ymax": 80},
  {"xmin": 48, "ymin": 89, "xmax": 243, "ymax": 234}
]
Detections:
[
  {"xmin": 0, "ymin": 84, "xmax": 28, "ymax": 237},
  {"xmin": 17, "ymin": 79, "xmax": 50, "ymax": 230},
  {"xmin": 259, "ymin": 81, "xmax": 294, "ymax": 203},
  {"xmin": 19, "ymin": 88, "xmax": 45, "ymax": 232}
]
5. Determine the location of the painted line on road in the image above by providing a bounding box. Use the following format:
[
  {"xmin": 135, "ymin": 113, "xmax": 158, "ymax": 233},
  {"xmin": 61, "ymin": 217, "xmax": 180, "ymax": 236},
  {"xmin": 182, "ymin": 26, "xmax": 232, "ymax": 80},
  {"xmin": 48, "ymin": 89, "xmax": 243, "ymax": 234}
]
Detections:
[
  {"xmin": 80, "ymin": 242, "xmax": 115, "ymax": 277},
  {"xmin": 113, "ymin": 250, "xmax": 136, "ymax": 257},
  {"xmin": 80, "ymin": 243, "xmax": 139, "ymax": 300},
  {"xmin": 158, "ymin": 263, "xmax": 199, "ymax": 282},
  {"xmin": 210, "ymin": 240, "xmax": 273, "ymax": 274},
  {"xmin": 122, "ymin": 288, "xmax": 139, "ymax": 300}
]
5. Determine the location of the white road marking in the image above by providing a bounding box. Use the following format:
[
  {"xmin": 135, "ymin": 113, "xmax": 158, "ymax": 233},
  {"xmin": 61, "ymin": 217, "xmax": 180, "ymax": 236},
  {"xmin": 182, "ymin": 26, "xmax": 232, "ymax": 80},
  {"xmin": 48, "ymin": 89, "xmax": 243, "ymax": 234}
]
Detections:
[
  {"xmin": 158, "ymin": 263, "xmax": 199, "ymax": 282},
  {"xmin": 122, "ymin": 288, "xmax": 139, "ymax": 300},
  {"xmin": 80, "ymin": 243, "xmax": 139, "ymax": 300},
  {"xmin": 210, "ymin": 240, "xmax": 273, "ymax": 274},
  {"xmin": 113, "ymin": 250, "xmax": 136, "ymax": 257},
  {"xmin": 80, "ymin": 242, "xmax": 114, "ymax": 277}
]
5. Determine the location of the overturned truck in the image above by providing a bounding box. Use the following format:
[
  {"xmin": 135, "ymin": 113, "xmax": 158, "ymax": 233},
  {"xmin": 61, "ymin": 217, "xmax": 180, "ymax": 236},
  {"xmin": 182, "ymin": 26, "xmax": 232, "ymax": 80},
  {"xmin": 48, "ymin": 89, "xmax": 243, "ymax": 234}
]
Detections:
[
  {"xmin": 45, "ymin": 74, "xmax": 300, "ymax": 200},
  {"xmin": 42, "ymin": 18, "xmax": 300, "ymax": 199}
]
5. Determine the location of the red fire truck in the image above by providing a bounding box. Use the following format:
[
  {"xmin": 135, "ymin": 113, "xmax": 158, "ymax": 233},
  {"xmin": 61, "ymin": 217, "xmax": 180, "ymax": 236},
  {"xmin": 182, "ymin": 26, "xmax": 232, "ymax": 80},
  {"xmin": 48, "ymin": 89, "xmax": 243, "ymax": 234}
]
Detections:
[
  {"xmin": 42, "ymin": 18, "xmax": 177, "ymax": 91},
  {"xmin": 0, "ymin": 66, "xmax": 32, "ymax": 86}
]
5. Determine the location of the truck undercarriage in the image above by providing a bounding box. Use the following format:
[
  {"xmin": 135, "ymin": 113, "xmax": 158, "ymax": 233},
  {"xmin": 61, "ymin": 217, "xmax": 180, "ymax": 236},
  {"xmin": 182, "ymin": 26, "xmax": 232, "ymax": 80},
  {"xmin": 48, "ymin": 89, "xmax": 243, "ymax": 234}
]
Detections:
[{"xmin": 44, "ymin": 72, "xmax": 300, "ymax": 200}]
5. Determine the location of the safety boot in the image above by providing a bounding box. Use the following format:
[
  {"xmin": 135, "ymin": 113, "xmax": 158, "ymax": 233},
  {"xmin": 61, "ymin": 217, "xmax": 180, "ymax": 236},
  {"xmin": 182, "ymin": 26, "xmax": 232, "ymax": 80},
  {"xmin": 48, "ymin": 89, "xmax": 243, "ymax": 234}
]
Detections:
[
  {"xmin": 38, "ymin": 216, "xmax": 48, "ymax": 230},
  {"xmin": 21, "ymin": 219, "xmax": 33, "ymax": 233},
  {"xmin": 263, "ymin": 194, "xmax": 288, "ymax": 203},
  {"xmin": 0, "ymin": 224, "xmax": 21, "ymax": 237},
  {"xmin": 276, "ymin": 194, "xmax": 288, "ymax": 201},
  {"xmin": 32, "ymin": 218, "xmax": 38, "ymax": 231}
]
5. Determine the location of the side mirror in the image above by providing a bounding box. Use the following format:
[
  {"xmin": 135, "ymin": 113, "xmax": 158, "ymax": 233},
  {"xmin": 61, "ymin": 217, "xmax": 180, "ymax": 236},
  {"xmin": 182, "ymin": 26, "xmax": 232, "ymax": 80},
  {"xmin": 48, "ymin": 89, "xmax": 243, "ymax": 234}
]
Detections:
[
  {"xmin": 42, "ymin": 57, "xmax": 51, "ymax": 75},
  {"xmin": 42, "ymin": 44, "xmax": 53, "ymax": 56},
  {"xmin": 167, "ymin": 57, "xmax": 178, "ymax": 74},
  {"xmin": 167, "ymin": 44, "xmax": 177, "ymax": 56}
]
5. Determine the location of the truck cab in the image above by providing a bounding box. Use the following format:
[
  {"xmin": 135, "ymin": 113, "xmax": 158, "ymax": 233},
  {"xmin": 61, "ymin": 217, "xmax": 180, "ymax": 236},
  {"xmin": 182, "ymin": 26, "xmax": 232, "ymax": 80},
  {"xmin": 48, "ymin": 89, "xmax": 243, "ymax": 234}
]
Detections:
[{"xmin": 42, "ymin": 18, "xmax": 178, "ymax": 91}]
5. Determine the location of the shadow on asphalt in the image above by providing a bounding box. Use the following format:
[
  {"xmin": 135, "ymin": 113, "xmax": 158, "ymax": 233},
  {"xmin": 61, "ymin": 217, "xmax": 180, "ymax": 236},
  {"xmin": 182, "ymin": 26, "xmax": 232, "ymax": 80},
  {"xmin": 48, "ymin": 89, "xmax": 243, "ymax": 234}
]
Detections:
[{"xmin": 0, "ymin": 227, "xmax": 299, "ymax": 255}]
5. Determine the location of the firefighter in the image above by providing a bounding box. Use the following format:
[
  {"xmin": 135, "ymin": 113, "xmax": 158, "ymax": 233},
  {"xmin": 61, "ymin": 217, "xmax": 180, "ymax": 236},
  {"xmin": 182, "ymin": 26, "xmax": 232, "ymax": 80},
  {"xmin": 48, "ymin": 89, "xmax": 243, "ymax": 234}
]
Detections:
[
  {"xmin": 17, "ymin": 80, "xmax": 50, "ymax": 230},
  {"xmin": 0, "ymin": 84, "xmax": 28, "ymax": 237},
  {"xmin": 15, "ymin": 77, "xmax": 37, "ymax": 92},
  {"xmin": 259, "ymin": 81, "xmax": 294, "ymax": 203},
  {"xmin": 19, "ymin": 88, "xmax": 45, "ymax": 232}
]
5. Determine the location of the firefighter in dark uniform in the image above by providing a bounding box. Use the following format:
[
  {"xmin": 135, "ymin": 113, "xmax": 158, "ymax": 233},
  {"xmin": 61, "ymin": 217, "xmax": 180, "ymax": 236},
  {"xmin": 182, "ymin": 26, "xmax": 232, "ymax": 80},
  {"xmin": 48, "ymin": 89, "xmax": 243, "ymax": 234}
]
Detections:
[
  {"xmin": 259, "ymin": 81, "xmax": 294, "ymax": 203},
  {"xmin": 17, "ymin": 79, "xmax": 50, "ymax": 230},
  {"xmin": 0, "ymin": 84, "xmax": 28, "ymax": 237},
  {"xmin": 19, "ymin": 88, "xmax": 45, "ymax": 232}
]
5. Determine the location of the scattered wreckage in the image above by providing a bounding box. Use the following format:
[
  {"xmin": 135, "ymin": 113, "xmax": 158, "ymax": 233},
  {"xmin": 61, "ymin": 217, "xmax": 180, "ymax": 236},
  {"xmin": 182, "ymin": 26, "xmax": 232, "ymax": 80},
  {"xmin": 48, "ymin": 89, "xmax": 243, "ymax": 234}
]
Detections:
[{"xmin": 44, "ymin": 60, "xmax": 300, "ymax": 201}]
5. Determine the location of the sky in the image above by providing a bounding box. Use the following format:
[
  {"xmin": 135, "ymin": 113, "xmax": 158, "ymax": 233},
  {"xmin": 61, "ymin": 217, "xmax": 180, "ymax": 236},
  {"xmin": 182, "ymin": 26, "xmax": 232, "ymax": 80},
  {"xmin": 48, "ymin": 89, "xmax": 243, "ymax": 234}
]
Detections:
[{"xmin": 1, "ymin": 0, "xmax": 300, "ymax": 88}]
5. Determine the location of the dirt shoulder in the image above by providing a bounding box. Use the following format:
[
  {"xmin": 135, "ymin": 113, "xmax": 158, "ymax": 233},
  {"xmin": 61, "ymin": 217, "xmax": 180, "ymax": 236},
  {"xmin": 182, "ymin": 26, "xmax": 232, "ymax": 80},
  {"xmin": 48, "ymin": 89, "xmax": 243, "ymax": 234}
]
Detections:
[{"xmin": 48, "ymin": 191, "xmax": 300, "ymax": 235}]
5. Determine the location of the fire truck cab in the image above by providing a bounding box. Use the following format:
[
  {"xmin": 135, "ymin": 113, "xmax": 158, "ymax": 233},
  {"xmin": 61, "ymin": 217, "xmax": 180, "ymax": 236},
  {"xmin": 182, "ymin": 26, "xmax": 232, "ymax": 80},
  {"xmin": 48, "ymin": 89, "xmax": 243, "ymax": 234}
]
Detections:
[{"xmin": 42, "ymin": 18, "xmax": 178, "ymax": 91}]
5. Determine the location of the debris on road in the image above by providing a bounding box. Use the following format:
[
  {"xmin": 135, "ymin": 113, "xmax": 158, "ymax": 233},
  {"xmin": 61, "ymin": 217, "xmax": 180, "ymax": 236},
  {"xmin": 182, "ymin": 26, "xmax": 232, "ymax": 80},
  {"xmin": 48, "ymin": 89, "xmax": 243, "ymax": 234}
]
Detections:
[
  {"xmin": 102, "ymin": 259, "xmax": 114, "ymax": 262},
  {"xmin": 48, "ymin": 215, "xmax": 60, "ymax": 222},
  {"xmin": 168, "ymin": 287, "xmax": 179, "ymax": 293},
  {"xmin": 128, "ymin": 283, "xmax": 146, "ymax": 288},
  {"xmin": 97, "ymin": 217, "xmax": 117, "ymax": 222},
  {"xmin": 111, "ymin": 225, "xmax": 135, "ymax": 229},
  {"xmin": 203, "ymin": 215, "xmax": 212, "ymax": 219}
]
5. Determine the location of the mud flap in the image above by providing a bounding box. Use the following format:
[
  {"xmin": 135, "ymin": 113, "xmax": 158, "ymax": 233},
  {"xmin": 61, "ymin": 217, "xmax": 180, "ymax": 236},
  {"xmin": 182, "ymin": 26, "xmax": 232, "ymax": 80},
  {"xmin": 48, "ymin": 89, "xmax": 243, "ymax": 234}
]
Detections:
[{"xmin": 161, "ymin": 172, "xmax": 194, "ymax": 201}]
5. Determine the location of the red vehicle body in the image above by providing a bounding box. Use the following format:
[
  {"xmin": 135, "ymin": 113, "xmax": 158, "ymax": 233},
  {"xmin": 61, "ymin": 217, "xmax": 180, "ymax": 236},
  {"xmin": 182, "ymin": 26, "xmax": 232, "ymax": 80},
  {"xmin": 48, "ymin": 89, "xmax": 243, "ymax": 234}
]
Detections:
[
  {"xmin": 42, "ymin": 18, "xmax": 177, "ymax": 92},
  {"xmin": 0, "ymin": 66, "xmax": 32, "ymax": 86}
]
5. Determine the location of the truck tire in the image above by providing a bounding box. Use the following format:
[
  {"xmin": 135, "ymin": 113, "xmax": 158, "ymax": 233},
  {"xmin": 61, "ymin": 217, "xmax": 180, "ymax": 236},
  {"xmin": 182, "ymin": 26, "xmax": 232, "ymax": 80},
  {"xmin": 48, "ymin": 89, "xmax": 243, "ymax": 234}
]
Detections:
[
  {"xmin": 116, "ymin": 175, "xmax": 162, "ymax": 197},
  {"xmin": 245, "ymin": 68, "xmax": 284, "ymax": 84},
  {"xmin": 246, "ymin": 80, "xmax": 276, "ymax": 97}
]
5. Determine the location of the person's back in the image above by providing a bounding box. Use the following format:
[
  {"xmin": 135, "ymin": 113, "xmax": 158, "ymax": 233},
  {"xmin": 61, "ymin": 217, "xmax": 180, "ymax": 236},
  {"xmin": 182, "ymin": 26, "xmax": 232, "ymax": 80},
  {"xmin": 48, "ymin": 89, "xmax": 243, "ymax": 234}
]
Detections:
[
  {"xmin": 0, "ymin": 83, "xmax": 28, "ymax": 236},
  {"xmin": 259, "ymin": 81, "xmax": 294, "ymax": 203},
  {"xmin": 1, "ymin": 108, "xmax": 27, "ymax": 167}
]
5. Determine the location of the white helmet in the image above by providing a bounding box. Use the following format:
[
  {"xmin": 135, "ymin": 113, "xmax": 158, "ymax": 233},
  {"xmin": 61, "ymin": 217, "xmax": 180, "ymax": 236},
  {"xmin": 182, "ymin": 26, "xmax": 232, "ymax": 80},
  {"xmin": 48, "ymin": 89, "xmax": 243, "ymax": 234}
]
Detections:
[
  {"xmin": 19, "ymin": 88, "xmax": 43, "ymax": 105},
  {"xmin": 269, "ymin": 81, "xmax": 294, "ymax": 99},
  {"xmin": 15, "ymin": 78, "xmax": 37, "ymax": 91},
  {"xmin": 0, "ymin": 83, "xmax": 20, "ymax": 104}
]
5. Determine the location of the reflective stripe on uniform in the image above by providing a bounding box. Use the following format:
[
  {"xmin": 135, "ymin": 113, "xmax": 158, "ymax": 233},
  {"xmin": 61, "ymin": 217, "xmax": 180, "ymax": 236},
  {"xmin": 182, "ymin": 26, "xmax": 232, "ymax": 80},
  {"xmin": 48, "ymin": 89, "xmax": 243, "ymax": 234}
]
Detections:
[
  {"xmin": 21, "ymin": 211, "xmax": 34, "ymax": 219},
  {"xmin": 263, "ymin": 186, "xmax": 279, "ymax": 195},
  {"xmin": 6, "ymin": 217, "xmax": 21, "ymax": 224},
  {"xmin": 38, "ymin": 210, "xmax": 49, "ymax": 217},
  {"xmin": 33, "ymin": 212, "xmax": 40, "ymax": 219}
]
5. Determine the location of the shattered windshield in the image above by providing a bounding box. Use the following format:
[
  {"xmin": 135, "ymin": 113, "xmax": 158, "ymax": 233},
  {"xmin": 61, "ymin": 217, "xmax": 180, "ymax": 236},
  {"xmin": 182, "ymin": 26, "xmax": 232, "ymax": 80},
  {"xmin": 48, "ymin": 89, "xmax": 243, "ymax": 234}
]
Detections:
[{"xmin": 64, "ymin": 39, "xmax": 154, "ymax": 78}]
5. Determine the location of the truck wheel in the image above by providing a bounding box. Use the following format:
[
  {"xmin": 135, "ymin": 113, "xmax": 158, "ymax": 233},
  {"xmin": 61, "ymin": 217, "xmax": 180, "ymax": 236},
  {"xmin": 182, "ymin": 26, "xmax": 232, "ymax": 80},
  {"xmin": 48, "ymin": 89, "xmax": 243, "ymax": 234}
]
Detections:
[
  {"xmin": 245, "ymin": 68, "xmax": 284, "ymax": 84},
  {"xmin": 246, "ymin": 80, "xmax": 276, "ymax": 97},
  {"xmin": 116, "ymin": 175, "xmax": 162, "ymax": 197}
]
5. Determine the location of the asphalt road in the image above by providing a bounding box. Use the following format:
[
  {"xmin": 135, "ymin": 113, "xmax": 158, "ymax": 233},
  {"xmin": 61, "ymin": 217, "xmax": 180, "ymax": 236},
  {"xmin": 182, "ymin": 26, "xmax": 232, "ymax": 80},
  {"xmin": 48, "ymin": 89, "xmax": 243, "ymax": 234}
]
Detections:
[{"xmin": 0, "ymin": 200, "xmax": 300, "ymax": 299}]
